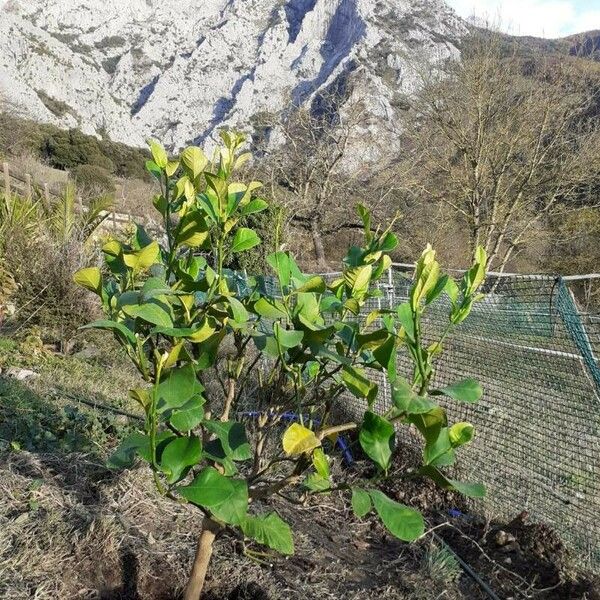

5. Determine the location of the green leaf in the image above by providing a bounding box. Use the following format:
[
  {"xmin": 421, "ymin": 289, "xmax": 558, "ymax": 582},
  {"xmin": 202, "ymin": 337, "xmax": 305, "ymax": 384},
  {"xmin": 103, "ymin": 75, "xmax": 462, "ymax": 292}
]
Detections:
[
  {"xmin": 160, "ymin": 435, "xmax": 201, "ymax": 484},
  {"xmin": 106, "ymin": 433, "xmax": 149, "ymax": 469},
  {"xmin": 432, "ymin": 379, "xmax": 482, "ymax": 403},
  {"xmin": 351, "ymin": 488, "xmax": 372, "ymax": 518},
  {"xmin": 241, "ymin": 198, "xmax": 268, "ymax": 215},
  {"xmin": 391, "ymin": 379, "xmax": 437, "ymax": 415},
  {"xmin": 273, "ymin": 322, "xmax": 304, "ymax": 349},
  {"xmin": 267, "ymin": 251, "xmax": 292, "ymax": 287},
  {"xmin": 122, "ymin": 302, "xmax": 173, "ymax": 328},
  {"xmin": 148, "ymin": 139, "xmax": 168, "ymax": 169},
  {"xmin": 294, "ymin": 276, "xmax": 326, "ymax": 294},
  {"xmin": 146, "ymin": 160, "xmax": 162, "ymax": 181},
  {"xmin": 73, "ymin": 267, "xmax": 102, "ymax": 295},
  {"xmin": 123, "ymin": 240, "xmax": 160, "ymax": 272},
  {"xmin": 176, "ymin": 212, "xmax": 210, "ymax": 248},
  {"xmin": 179, "ymin": 467, "xmax": 248, "ymax": 525},
  {"xmin": 254, "ymin": 297, "xmax": 288, "ymax": 319},
  {"xmin": 369, "ymin": 490, "xmax": 424, "ymax": 541},
  {"xmin": 341, "ymin": 365, "xmax": 378, "ymax": 405},
  {"xmin": 396, "ymin": 303, "xmax": 415, "ymax": 341},
  {"xmin": 169, "ymin": 396, "xmax": 205, "ymax": 431},
  {"xmin": 312, "ymin": 448, "xmax": 330, "ymax": 479},
  {"xmin": 359, "ymin": 411, "xmax": 395, "ymax": 471},
  {"xmin": 80, "ymin": 320, "xmax": 136, "ymax": 346},
  {"xmin": 449, "ymin": 422, "xmax": 474, "ymax": 447},
  {"xmin": 231, "ymin": 227, "xmax": 261, "ymax": 253},
  {"xmin": 419, "ymin": 466, "xmax": 486, "ymax": 498},
  {"xmin": 157, "ymin": 364, "xmax": 204, "ymax": 411},
  {"xmin": 241, "ymin": 513, "xmax": 294, "ymax": 555},
  {"xmin": 228, "ymin": 296, "xmax": 249, "ymax": 324},
  {"xmin": 203, "ymin": 420, "xmax": 252, "ymax": 461},
  {"xmin": 181, "ymin": 146, "xmax": 208, "ymax": 179}
]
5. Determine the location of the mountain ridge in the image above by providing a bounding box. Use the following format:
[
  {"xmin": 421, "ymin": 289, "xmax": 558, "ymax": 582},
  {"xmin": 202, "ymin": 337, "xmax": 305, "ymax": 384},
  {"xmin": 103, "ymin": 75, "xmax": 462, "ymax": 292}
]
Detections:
[{"xmin": 0, "ymin": 0, "xmax": 465, "ymax": 151}]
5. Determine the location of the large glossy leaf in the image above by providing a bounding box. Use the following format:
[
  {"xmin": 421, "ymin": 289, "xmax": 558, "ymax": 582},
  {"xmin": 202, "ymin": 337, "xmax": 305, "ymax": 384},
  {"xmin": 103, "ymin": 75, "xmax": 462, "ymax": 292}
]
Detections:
[
  {"xmin": 179, "ymin": 467, "xmax": 248, "ymax": 525},
  {"xmin": 160, "ymin": 435, "xmax": 201, "ymax": 484},
  {"xmin": 157, "ymin": 364, "xmax": 204, "ymax": 410},
  {"xmin": 254, "ymin": 297, "xmax": 288, "ymax": 320},
  {"xmin": 432, "ymin": 379, "xmax": 483, "ymax": 403},
  {"xmin": 123, "ymin": 241, "xmax": 160, "ymax": 272},
  {"xmin": 122, "ymin": 302, "xmax": 173, "ymax": 328},
  {"xmin": 341, "ymin": 365, "xmax": 378, "ymax": 404},
  {"xmin": 203, "ymin": 420, "xmax": 251, "ymax": 461},
  {"xmin": 231, "ymin": 228, "xmax": 260, "ymax": 253},
  {"xmin": 369, "ymin": 490, "xmax": 424, "ymax": 541},
  {"xmin": 181, "ymin": 146, "xmax": 208, "ymax": 179},
  {"xmin": 419, "ymin": 465, "xmax": 486, "ymax": 498},
  {"xmin": 169, "ymin": 395, "xmax": 205, "ymax": 431},
  {"xmin": 391, "ymin": 379, "xmax": 437, "ymax": 415},
  {"xmin": 282, "ymin": 423, "xmax": 321, "ymax": 456},
  {"xmin": 359, "ymin": 411, "xmax": 395, "ymax": 471},
  {"xmin": 148, "ymin": 139, "xmax": 168, "ymax": 168},
  {"xmin": 273, "ymin": 322, "xmax": 304, "ymax": 349},
  {"xmin": 73, "ymin": 267, "xmax": 102, "ymax": 295},
  {"xmin": 240, "ymin": 198, "xmax": 268, "ymax": 216},
  {"xmin": 176, "ymin": 212, "xmax": 210, "ymax": 248},
  {"xmin": 241, "ymin": 513, "xmax": 294, "ymax": 555},
  {"xmin": 106, "ymin": 433, "xmax": 149, "ymax": 469}
]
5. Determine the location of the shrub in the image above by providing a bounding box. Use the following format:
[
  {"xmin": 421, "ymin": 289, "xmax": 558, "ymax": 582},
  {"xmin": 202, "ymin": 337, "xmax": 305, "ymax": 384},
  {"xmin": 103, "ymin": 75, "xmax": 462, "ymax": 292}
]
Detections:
[
  {"xmin": 71, "ymin": 164, "xmax": 116, "ymax": 197},
  {"xmin": 75, "ymin": 132, "xmax": 488, "ymax": 599},
  {"xmin": 1, "ymin": 186, "xmax": 112, "ymax": 350}
]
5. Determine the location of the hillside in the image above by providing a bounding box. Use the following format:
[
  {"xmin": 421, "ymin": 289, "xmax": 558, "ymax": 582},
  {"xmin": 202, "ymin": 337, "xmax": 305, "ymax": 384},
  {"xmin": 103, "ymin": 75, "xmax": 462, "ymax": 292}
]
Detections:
[{"xmin": 0, "ymin": 0, "xmax": 465, "ymax": 155}]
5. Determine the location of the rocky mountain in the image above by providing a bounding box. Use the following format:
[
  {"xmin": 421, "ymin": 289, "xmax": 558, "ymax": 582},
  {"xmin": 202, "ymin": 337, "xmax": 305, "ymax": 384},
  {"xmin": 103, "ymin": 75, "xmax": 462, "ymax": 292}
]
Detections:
[{"xmin": 0, "ymin": 0, "xmax": 465, "ymax": 152}]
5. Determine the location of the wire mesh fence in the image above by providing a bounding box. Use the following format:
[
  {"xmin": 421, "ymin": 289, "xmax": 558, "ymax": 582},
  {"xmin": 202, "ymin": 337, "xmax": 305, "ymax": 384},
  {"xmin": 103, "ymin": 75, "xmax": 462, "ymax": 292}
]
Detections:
[{"xmin": 359, "ymin": 265, "xmax": 600, "ymax": 571}]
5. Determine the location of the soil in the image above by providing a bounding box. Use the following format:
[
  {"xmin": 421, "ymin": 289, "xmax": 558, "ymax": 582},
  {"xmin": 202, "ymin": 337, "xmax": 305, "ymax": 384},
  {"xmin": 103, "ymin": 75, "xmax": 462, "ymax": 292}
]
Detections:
[{"xmin": 1, "ymin": 443, "xmax": 598, "ymax": 600}]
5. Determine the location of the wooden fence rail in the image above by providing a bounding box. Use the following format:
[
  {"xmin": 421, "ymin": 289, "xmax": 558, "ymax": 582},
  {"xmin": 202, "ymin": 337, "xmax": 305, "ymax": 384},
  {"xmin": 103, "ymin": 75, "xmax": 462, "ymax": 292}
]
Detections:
[{"xmin": 1, "ymin": 161, "xmax": 149, "ymax": 231}]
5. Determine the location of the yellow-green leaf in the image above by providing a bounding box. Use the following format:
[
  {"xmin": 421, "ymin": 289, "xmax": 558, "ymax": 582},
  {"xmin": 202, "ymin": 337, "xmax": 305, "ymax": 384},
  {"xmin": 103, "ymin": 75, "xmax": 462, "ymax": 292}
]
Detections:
[
  {"xmin": 282, "ymin": 423, "xmax": 321, "ymax": 456},
  {"xmin": 73, "ymin": 267, "xmax": 102, "ymax": 295},
  {"xmin": 148, "ymin": 139, "xmax": 168, "ymax": 169}
]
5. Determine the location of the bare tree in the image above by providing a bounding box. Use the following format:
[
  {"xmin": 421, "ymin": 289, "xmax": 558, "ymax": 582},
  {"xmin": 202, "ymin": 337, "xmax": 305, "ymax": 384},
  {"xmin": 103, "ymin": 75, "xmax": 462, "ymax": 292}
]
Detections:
[
  {"xmin": 397, "ymin": 31, "xmax": 600, "ymax": 273},
  {"xmin": 255, "ymin": 95, "xmax": 397, "ymax": 267}
]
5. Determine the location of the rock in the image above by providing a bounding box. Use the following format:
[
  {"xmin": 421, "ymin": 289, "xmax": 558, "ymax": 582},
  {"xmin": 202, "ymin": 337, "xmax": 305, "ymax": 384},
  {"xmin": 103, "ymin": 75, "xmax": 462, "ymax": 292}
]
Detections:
[
  {"xmin": 5, "ymin": 367, "xmax": 39, "ymax": 381},
  {"xmin": 0, "ymin": 0, "xmax": 466, "ymax": 159},
  {"xmin": 72, "ymin": 345, "xmax": 101, "ymax": 360},
  {"xmin": 495, "ymin": 530, "xmax": 517, "ymax": 546},
  {"xmin": 500, "ymin": 540, "xmax": 521, "ymax": 554}
]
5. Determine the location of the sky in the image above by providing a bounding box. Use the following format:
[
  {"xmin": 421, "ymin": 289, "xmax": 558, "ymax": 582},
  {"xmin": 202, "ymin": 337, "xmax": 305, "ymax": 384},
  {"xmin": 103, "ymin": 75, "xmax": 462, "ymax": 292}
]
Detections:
[{"xmin": 446, "ymin": 0, "xmax": 600, "ymax": 38}]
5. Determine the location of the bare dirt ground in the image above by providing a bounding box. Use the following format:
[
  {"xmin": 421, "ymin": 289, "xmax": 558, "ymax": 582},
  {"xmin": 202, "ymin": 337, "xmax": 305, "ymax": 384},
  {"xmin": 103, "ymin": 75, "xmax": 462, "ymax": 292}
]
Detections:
[{"xmin": 1, "ymin": 446, "xmax": 598, "ymax": 600}]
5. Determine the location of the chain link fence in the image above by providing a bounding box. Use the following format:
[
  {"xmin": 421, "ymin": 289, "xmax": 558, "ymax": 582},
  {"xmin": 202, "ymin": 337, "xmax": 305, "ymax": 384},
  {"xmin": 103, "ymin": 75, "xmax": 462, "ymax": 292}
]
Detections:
[{"xmin": 367, "ymin": 265, "xmax": 600, "ymax": 571}]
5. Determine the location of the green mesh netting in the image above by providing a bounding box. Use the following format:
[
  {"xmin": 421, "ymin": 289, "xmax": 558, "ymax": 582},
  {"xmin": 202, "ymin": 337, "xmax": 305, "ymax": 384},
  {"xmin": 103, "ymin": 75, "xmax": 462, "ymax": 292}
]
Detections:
[{"xmin": 380, "ymin": 266, "xmax": 600, "ymax": 571}]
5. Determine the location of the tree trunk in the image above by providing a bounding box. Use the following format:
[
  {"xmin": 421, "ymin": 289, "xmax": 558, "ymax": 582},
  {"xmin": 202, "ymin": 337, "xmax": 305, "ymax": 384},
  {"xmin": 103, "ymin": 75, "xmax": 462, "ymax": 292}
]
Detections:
[
  {"xmin": 183, "ymin": 518, "xmax": 221, "ymax": 600},
  {"xmin": 310, "ymin": 218, "xmax": 326, "ymax": 267}
]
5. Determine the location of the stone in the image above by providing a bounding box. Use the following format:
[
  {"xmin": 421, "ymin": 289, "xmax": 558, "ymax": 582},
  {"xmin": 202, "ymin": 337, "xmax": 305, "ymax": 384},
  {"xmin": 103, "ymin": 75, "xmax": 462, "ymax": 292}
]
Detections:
[
  {"xmin": 0, "ymin": 0, "xmax": 466, "ymax": 160},
  {"xmin": 5, "ymin": 367, "xmax": 39, "ymax": 381}
]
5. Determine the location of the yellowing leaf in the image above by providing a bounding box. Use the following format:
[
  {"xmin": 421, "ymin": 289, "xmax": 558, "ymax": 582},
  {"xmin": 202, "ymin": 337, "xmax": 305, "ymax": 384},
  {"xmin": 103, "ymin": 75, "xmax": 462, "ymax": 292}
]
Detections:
[
  {"xmin": 148, "ymin": 139, "xmax": 168, "ymax": 169},
  {"xmin": 73, "ymin": 267, "xmax": 102, "ymax": 295},
  {"xmin": 282, "ymin": 423, "xmax": 321, "ymax": 456},
  {"xmin": 123, "ymin": 241, "xmax": 160, "ymax": 272}
]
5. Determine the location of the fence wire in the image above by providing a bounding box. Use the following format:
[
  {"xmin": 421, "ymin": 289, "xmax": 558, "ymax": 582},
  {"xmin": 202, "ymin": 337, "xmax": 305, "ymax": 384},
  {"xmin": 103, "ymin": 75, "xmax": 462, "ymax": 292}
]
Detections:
[{"xmin": 363, "ymin": 266, "xmax": 600, "ymax": 571}]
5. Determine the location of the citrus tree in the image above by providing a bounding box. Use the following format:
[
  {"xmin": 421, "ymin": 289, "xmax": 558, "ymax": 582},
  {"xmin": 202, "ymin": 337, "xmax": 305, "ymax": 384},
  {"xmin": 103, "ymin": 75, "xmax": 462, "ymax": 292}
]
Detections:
[{"xmin": 75, "ymin": 132, "xmax": 487, "ymax": 599}]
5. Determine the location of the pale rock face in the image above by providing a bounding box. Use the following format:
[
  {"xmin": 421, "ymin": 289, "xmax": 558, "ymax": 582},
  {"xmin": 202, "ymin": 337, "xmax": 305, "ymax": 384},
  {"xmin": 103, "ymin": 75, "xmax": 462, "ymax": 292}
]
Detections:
[{"xmin": 0, "ymin": 0, "xmax": 466, "ymax": 154}]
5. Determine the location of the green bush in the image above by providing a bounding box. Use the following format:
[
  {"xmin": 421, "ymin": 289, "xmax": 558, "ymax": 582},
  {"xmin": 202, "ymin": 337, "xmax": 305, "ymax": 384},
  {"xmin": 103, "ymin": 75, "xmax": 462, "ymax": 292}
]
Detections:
[
  {"xmin": 1, "ymin": 187, "xmax": 111, "ymax": 350},
  {"xmin": 76, "ymin": 132, "xmax": 488, "ymax": 598},
  {"xmin": 71, "ymin": 164, "xmax": 116, "ymax": 196}
]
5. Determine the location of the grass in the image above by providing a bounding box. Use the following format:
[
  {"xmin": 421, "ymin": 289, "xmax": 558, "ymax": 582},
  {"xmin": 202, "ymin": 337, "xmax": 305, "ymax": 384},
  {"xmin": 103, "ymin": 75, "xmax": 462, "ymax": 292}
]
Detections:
[{"xmin": 0, "ymin": 333, "xmax": 142, "ymax": 457}]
